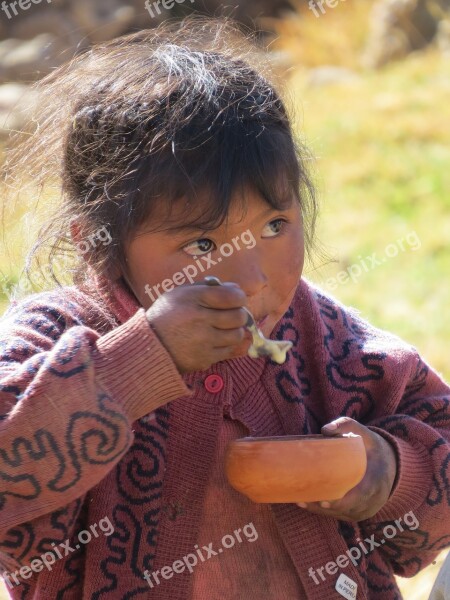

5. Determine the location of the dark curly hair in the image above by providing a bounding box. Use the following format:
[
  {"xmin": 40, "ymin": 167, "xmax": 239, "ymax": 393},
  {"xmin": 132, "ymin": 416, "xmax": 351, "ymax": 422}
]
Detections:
[{"xmin": 1, "ymin": 15, "xmax": 325, "ymax": 296}]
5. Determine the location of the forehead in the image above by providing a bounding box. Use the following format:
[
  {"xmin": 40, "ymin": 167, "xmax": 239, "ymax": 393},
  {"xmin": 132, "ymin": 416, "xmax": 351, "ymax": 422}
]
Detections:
[{"xmin": 135, "ymin": 185, "xmax": 288, "ymax": 236}]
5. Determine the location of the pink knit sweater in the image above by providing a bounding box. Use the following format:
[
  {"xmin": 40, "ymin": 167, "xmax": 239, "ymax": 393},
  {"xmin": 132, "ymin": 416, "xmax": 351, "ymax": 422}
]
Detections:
[
  {"xmin": 188, "ymin": 417, "xmax": 307, "ymax": 598},
  {"xmin": 0, "ymin": 271, "xmax": 449, "ymax": 599}
]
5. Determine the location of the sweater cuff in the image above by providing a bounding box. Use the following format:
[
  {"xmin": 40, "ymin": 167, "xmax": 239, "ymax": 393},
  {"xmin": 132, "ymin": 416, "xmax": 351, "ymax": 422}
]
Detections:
[
  {"xmin": 93, "ymin": 307, "xmax": 192, "ymax": 422},
  {"xmin": 367, "ymin": 426, "xmax": 431, "ymax": 521}
]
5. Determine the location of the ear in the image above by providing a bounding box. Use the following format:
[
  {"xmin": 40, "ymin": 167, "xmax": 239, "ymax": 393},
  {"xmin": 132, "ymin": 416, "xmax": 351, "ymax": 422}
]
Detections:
[
  {"xmin": 69, "ymin": 217, "xmax": 96, "ymax": 267},
  {"xmin": 69, "ymin": 217, "xmax": 85, "ymax": 247},
  {"xmin": 69, "ymin": 218, "xmax": 122, "ymax": 281}
]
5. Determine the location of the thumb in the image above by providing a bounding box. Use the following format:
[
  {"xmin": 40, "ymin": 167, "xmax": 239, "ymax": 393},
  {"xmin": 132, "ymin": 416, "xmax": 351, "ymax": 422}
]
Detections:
[{"xmin": 321, "ymin": 416, "xmax": 363, "ymax": 437}]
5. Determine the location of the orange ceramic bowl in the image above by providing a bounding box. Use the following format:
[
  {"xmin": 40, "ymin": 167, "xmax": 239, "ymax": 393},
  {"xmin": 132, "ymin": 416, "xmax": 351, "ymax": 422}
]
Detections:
[{"xmin": 224, "ymin": 433, "xmax": 367, "ymax": 503}]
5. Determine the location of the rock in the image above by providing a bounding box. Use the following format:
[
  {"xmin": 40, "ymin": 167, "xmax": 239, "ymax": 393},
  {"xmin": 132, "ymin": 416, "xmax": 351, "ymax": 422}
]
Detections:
[
  {"xmin": 69, "ymin": 1, "xmax": 136, "ymax": 43},
  {"xmin": 362, "ymin": 0, "xmax": 440, "ymax": 69},
  {"xmin": 0, "ymin": 82, "xmax": 36, "ymax": 136},
  {"xmin": 11, "ymin": 10, "xmax": 87, "ymax": 55},
  {"xmin": 0, "ymin": 39, "xmax": 22, "ymax": 61},
  {"xmin": 206, "ymin": 0, "xmax": 293, "ymax": 24},
  {"xmin": 131, "ymin": 0, "xmax": 294, "ymax": 28},
  {"xmin": 0, "ymin": 34, "xmax": 66, "ymax": 83},
  {"xmin": 307, "ymin": 66, "xmax": 361, "ymax": 87},
  {"xmin": 267, "ymin": 50, "xmax": 295, "ymax": 74},
  {"xmin": 436, "ymin": 18, "xmax": 450, "ymax": 56}
]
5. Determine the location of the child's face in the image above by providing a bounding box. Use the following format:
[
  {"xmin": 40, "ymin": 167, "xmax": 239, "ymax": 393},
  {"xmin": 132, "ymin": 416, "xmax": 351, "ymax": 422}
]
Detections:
[{"xmin": 123, "ymin": 187, "xmax": 304, "ymax": 337}]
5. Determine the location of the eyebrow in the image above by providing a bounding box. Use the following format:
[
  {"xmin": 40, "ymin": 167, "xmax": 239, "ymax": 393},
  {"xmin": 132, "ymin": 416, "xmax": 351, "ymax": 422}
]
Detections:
[
  {"xmin": 135, "ymin": 222, "xmax": 212, "ymax": 237},
  {"xmin": 158, "ymin": 223, "xmax": 215, "ymax": 236},
  {"xmin": 158, "ymin": 205, "xmax": 286, "ymax": 236}
]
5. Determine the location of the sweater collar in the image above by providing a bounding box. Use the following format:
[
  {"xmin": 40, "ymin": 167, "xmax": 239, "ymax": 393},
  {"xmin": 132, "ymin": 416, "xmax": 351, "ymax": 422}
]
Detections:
[
  {"xmin": 78, "ymin": 268, "xmax": 141, "ymax": 325},
  {"xmin": 80, "ymin": 267, "xmax": 307, "ymax": 393}
]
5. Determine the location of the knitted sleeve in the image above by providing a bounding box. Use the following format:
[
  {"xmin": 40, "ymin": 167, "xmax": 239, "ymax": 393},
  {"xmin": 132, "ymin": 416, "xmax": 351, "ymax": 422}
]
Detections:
[
  {"xmin": 0, "ymin": 292, "xmax": 191, "ymax": 572},
  {"xmin": 360, "ymin": 349, "xmax": 450, "ymax": 576}
]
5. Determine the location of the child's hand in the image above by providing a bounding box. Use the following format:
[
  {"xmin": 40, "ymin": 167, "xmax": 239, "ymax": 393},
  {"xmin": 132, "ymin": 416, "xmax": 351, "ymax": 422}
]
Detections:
[
  {"xmin": 296, "ymin": 417, "xmax": 398, "ymax": 522},
  {"xmin": 145, "ymin": 279, "xmax": 251, "ymax": 374}
]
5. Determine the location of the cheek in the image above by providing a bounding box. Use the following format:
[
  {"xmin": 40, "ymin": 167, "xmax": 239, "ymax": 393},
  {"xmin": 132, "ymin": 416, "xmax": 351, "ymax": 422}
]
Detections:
[
  {"xmin": 268, "ymin": 229, "xmax": 304, "ymax": 309},
  {"xmin": 285, "ymin": 245, "xmax": 304, "ymax": 279},
  {"xmin": 272, "ymin": 256, "xmax": 302, "ymax": 301},
  {"xmin": 275, "ymin": 229, "xmax": 304, "ymax": 283},
  {"xmin": 124, "ymin": 241, "xmax": 167, "ymax": 303}
]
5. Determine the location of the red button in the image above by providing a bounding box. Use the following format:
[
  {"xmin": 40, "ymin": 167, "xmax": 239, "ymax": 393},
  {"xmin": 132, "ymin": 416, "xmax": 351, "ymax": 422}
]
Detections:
[{"xmin": 204, "ymin": 374, "xmax": 224, "ymax": 393}]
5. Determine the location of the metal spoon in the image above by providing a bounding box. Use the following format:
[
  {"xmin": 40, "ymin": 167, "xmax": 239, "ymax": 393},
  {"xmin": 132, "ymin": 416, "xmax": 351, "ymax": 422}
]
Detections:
[{"xmin": 204, "ymin": 276, "xmax": 293, "ymax": 364}]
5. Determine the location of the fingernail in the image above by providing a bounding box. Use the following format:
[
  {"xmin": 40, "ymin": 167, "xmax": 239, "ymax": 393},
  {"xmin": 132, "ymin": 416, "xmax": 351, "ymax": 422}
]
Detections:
[
  {"xmin": 320, "ymin": 501, "xmax": 331, "ymax": 508},
  {"xmin": 324, "ymin": 421, "xmax": 338, "ymax": 430},
  {"xmin": 297, "ymin": 502, "xmax": 307, "ymax": 508}
]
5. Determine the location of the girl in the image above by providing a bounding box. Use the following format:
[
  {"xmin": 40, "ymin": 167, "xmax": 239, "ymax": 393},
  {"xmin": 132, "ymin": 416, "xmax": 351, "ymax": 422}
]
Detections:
[{"xmin": 0, "ymin": 16, "xmax": 449, "ymax": 600}]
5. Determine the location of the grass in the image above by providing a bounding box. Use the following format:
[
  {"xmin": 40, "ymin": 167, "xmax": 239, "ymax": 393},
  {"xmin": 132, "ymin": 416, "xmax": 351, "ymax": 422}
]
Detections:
[{"xmin": 1, "ymin": 1, "xmax": 450, "ymax": 596}]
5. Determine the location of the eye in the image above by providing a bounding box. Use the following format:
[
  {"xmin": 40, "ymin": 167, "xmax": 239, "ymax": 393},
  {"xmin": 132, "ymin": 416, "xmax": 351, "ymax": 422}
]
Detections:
[
  {"xmin": 183, "ymin": 238, "xmax": 216, "ymax": 256},
  {"xmin": 261, "ymin": 218, "xmax": 287, "ymax": 238}
]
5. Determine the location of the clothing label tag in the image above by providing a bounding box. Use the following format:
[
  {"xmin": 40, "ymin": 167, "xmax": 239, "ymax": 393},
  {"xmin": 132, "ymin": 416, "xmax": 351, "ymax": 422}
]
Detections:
[{"xmin": 335, "ymin": 573, "xmax": 357, "ymax": 599}]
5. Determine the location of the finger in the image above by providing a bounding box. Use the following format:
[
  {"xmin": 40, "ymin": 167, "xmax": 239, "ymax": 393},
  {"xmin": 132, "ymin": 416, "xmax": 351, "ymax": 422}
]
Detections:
[
  {"xmin": 212, "ymin": 340, "xmax": 251, "ymax": 363},
  {"xmin": 208, "ymin": 307, "xmax": 248, "ymax": 330},
  {"xmin": 296, "ymin": 501, "xmax": 351, "ymax": 520},
  {"xmin": 192, "ymin": 279, "xmax": 241, "ymax": 289},
  {"xmin": 297, "ymin": 500, "xmax": 334, "ymax": 510},
  {"xmin": 295, "ymin": 501, "xmax": 331, "ymax": 514},
  {"xmin": 194, "ymin": 283, "xmax": 247, "ymax": 310},
  {"xmin": 210, "ymin": 326, "xmax": 246, "ymax": 349},
  {"xmin": 321, "ymin": 416, "xmax": 363, "ymax": 437}
]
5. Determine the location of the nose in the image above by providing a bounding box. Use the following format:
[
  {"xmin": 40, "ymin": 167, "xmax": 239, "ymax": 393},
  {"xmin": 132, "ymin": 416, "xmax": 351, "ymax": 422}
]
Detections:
[{"xmin": 224, "ymin": 258, "xmax": 268, "ymax": 298}]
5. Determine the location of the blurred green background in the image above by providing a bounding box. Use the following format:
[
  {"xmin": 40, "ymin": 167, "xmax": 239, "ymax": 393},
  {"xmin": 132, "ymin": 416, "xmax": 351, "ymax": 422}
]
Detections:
[{"xmin": 1, "ymin": 1, "xmax": 449, "ymax": 598}]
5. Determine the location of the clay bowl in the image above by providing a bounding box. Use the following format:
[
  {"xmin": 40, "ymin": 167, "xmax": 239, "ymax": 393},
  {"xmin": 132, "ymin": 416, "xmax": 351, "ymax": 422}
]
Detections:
[{"xmin": 224, "ymin": 433, "xmax": 367, "ymax": 503}]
